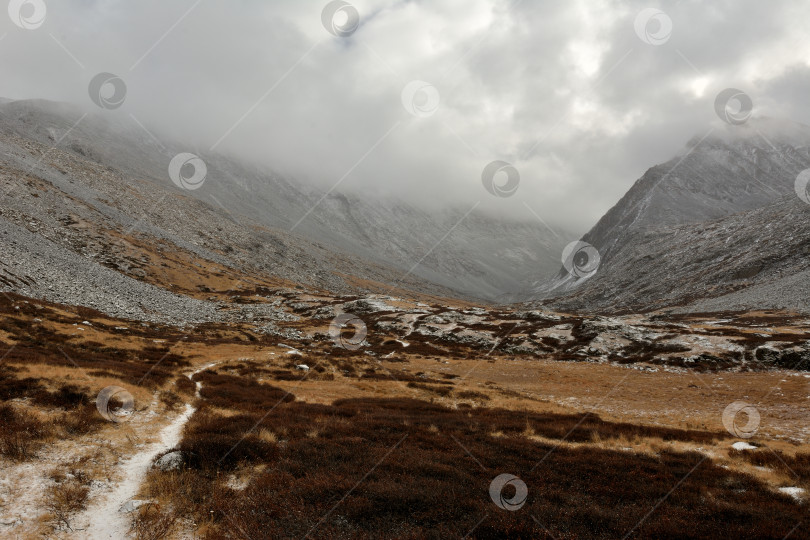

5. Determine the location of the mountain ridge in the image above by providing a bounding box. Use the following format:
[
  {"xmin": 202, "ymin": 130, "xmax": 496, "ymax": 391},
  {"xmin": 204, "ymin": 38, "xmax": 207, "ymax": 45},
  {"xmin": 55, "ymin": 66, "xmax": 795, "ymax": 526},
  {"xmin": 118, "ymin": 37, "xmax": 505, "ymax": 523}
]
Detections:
[{"xmin": 531, "ymin": 118, "xmax": 810, "ymax": 312}]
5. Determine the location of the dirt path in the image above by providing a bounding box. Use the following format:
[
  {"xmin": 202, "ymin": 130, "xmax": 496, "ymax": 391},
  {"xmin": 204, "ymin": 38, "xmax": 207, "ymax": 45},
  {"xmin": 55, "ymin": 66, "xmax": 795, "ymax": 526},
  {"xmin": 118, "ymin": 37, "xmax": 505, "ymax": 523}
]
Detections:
[
  {"xmin": 76, "ymin": 363, "xmax": 216, "ymax": 539},
  {"xmin": 80, "ymin": 403, "xmax": 194, "ymax": 539}
]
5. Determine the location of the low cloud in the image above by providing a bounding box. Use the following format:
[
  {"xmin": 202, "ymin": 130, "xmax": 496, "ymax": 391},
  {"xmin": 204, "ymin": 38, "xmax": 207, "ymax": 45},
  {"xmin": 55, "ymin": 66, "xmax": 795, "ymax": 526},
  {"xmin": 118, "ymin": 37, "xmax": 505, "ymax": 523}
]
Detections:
[{"xmin": 2, "ymin": 0, "xmax": 809, "ymax": 234}]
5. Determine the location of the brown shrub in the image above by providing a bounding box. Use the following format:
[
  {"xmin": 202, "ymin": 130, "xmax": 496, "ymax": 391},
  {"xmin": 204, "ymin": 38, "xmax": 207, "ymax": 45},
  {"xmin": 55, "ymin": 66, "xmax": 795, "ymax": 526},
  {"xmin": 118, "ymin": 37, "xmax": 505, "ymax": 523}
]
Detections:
[
  {"xmin": 159, "ymin": 390, "xmax": 183, "ymax": 411},
  {"xmin": 0, "ymin": 404, "xmax": 50, "ymax": 460},
  {"xmin": 132, "ymin": 503, "xmax": 177, "ymax": 540},
  {"xmin": 192, "ymin": 371, "xmax": 295, "ymax": 411},
  {"xmin": 46, "ymin": 479, "xmax": 89, "ymax": 531},
  {"xmin": 173, "ymin": 376, "xmax": 196, "ymax": 396},
  {"xmin": 361, "ymin": 370, "xmax": 453, "ymax": 385},
  {"xmin": 59, "ymin": 403, "xmax": 106, "ymax": 436},
  {"xmin": 0, "ymin": 310, "xmax": 190, "ymax": 388},
  {"xmin": 730, "ymin": 448, "xmax": 810, "ymax": 483},
  {"xmin": 407, "ymin": 381, "xmax": 453, "ymax": 396},
  {"xmin": 141, "ymin": 469, "xmax": 212, "ymax": 517},
  {"xmin": 144, "ymin": 397, "xmax": 810, "ymax": 539},
  {"xmin": 30, "ymin": 384, "xmax": 90, "ymax": 409},
  {"xmin": 455, "ymin": 390, "xmax": 490, "ymax": 401},
  {"xmin": 178, "ymin": 409, "xmax": 281, "ymax": 471}
]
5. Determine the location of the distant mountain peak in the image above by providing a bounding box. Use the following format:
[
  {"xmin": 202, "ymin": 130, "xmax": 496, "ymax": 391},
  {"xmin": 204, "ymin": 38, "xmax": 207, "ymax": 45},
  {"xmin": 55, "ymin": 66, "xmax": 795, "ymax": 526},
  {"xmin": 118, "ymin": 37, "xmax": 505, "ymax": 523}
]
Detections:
[{"xmin": 530, "ymin": 117, "xmax": 810, "ymax": 311}]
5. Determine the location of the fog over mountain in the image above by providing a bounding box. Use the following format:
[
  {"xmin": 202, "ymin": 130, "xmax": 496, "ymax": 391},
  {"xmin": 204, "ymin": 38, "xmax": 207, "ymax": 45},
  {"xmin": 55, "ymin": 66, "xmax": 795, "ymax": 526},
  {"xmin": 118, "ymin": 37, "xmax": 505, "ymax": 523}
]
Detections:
[{"xmin": 3, "ymin": 0, "xmax": 810, "ymax": 236}]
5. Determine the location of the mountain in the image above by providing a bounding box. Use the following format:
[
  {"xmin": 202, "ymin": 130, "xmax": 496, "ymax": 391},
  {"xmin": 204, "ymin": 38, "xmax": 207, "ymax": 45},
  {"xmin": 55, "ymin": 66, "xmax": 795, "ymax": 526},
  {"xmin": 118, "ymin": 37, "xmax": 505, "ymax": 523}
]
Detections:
[
  {"xmin": 7, "ymin": 98, "xmax": 809, "ymax": 316},
  {"xmin": 0, "ymin": 98, "xmax": 568, "ymax": 311},
  {"xmin": 533, "ymin": 118, "xmax": 810, "ymax": 313}
]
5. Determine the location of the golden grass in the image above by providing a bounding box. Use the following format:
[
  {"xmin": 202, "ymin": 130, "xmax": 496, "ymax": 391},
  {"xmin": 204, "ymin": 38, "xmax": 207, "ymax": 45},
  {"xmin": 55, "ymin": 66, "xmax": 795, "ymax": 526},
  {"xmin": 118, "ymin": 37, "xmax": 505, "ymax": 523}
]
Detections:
[
  {"xmin": 255, "ymin": 429, "xmax": 278, "ymax": 444},
  {"xmin": 16, "ymin": 363, "xmax": 154, "ymax": 405}
]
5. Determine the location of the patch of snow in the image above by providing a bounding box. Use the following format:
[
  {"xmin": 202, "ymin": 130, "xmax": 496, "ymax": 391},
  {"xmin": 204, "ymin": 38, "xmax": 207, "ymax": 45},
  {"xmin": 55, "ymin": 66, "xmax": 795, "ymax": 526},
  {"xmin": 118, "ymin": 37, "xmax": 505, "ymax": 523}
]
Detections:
[
  {"xmin": 778, "ymin": 487, "xmax": 805, "ymax": 501},
  {"xmin": 732, "ymin": 441, "xmax": 758, "ymax": 451},
  {"xmin": 225, "ymin": 475, "xmax": 249, "ymax": 492}
]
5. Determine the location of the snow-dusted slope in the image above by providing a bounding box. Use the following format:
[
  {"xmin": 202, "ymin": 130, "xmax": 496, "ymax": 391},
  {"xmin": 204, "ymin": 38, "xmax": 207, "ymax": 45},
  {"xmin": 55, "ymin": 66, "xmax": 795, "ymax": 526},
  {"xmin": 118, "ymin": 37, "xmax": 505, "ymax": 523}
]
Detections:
[
  {"xmin": 532, "ymin": 119, "xmax": 810, "ymax": 312},
  {"xmin": 583, "ymin": 119, "xmax": 810, "ymax": 260},
  {"xmin": 0, "ymin": 99, "xmax": 567, "ymax": 301}
]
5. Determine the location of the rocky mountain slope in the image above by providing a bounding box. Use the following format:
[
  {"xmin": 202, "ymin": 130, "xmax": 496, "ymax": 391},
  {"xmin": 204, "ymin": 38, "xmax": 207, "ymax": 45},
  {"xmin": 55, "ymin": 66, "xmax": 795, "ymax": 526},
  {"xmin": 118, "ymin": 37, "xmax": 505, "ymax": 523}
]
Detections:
[
  {"xmin": 534, "ymin": 119, "xmax": 810, "ymax": 313},
  {"xmin": 5, "ymin": 97, "xmax": 809, "ymax": 316},
  {"xmin": 0, "ymin": 99, "xmax": 567, "ymax": 303}
]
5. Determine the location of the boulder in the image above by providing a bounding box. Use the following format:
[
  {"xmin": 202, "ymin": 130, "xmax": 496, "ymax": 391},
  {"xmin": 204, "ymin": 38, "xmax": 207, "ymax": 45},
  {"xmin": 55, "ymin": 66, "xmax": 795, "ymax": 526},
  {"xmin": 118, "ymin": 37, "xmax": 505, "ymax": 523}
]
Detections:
[
  {"xmin": 754, "ymin": 346, "xmax": 810, "ymax": 370},
  {"xmin": 119, "ymin": 499, "xmax": 155, "ymax": 513},
  {"xmin": 153, "ymin": 451, "xmax": 184, "ymax": 471},
  {"xmin": 513, "ymin": 310, "xmax": 561, "ymax": 322}
]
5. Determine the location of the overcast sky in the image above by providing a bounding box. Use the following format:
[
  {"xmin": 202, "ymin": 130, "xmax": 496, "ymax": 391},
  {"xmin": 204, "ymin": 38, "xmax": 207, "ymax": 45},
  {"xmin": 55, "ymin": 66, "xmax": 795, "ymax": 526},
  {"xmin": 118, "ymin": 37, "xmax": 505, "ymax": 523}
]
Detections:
[{"xmin": 2, "ymin": 0, "xmax": 810, "ymax": 234}]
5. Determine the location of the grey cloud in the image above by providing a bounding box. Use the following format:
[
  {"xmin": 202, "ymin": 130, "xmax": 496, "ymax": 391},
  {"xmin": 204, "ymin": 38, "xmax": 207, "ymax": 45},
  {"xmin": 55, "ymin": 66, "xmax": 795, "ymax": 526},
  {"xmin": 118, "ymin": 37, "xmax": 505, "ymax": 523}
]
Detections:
[{"xmin": 1, "ymin": 0, "xmax": 809, "ymax": 235}]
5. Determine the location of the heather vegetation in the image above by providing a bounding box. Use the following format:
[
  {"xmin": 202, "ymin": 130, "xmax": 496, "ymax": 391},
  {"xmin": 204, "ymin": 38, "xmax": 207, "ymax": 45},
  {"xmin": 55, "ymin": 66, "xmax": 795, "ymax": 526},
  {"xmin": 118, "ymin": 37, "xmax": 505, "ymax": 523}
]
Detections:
[{"xmin": 128, "ymin": 365, "xmax": 806, "ymax": 540}]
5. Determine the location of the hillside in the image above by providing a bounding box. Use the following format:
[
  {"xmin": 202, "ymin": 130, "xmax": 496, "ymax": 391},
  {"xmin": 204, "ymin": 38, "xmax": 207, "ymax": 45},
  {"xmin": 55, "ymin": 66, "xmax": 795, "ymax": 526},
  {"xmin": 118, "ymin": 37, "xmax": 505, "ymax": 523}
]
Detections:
[
  {"xmin": 0, "ymin": 99, "xmax": 568, "ymax": 304},
  {"xmin": 532, "ymin": 119, "xmax": 810, "ymax": 313}
]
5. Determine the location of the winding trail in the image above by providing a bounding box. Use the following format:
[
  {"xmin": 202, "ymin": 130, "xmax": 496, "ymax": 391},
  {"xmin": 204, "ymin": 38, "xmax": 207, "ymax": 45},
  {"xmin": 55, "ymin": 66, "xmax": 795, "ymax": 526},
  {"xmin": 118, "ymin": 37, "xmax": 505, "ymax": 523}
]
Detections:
[{"xmin": 78, "ymin": 363, "xmax": 216, "ymax": 539}]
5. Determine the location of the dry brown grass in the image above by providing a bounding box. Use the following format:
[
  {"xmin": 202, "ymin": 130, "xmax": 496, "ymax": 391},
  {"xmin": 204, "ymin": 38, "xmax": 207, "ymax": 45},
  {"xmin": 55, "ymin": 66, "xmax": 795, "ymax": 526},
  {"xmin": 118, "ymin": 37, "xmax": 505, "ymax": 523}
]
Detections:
[
  {"xmin": 132, "ymin": 503, "xmax": 178, "ymax": 540},
  {"xmin": 45, "ymin": 478, "xmax": 89, "ymax": 531},
  {"xmin": 3, "ymin": 289, "xmax": 809, "ymax": 538},
  {"xmin": 16, "ymin": 362, "xmax": 155, "ymax": 404},
  {"xmin": 255, "ymin": 429, "xmax": 278, "ymax": 444}
]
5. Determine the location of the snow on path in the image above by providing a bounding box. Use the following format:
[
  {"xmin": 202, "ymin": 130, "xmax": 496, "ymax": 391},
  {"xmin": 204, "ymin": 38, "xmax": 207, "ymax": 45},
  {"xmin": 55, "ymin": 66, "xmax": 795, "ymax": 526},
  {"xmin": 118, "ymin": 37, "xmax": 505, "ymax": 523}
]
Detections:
[
  {"xmin": 78, "ymin": 362, "xmax": 216, "ymax": 539},
  {"xmin": 80, "ymin": 403, "xmax": 194, "ymax": 539}
]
